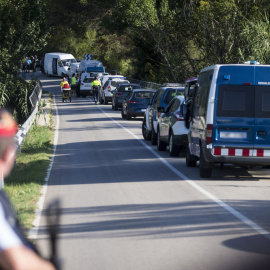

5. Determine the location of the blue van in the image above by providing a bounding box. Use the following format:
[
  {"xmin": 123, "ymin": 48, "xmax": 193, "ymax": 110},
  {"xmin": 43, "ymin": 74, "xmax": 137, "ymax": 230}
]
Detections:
[{"xmin": 186, "ymin": 63, "xmax": 270, "ymax": 178}]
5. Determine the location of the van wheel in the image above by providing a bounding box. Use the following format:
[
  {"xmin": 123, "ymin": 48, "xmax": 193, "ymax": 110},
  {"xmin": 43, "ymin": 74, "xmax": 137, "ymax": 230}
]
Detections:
[
  {"xmin": 186, "ymin": 146, "xmax": 197, "ymax": 167},
  {"xmin": 151, "ymin": 122, "xmax": 157, "ymax": 145},
  {"xmin": 157, "ymin": 128, "xmax": 167, "ymax": 151},
  {"xmin": 200, "ymin": 149, "xmax": 213, "ymax": 178},
  {"xmin": 104, "ymin": 98, "xmax": 108, "ymax": 104},
  {"xmin": 142, "ymin": 118, "xmax": 151, "ymax": 140},
  {"xmin": 169, "ymin": 133, "xmax": 180, "ymax": 157}
]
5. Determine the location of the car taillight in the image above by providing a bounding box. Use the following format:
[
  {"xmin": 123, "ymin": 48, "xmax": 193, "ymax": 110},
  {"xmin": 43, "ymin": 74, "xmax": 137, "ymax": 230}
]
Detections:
[
  {"xmin": 205, "ymin": 124, "xmax": 213, "ymax": 143},
  {"xmin": 174, "ymin": 112, "xmax": 184, "ymax": 121},
  {"xmin": 108, "ymin": 86, "xmax": 111, "ymax": 92},
  {"xmin": 116, "ymin": 92, "xmax": 122, "ymax": 96},
  {"xmin": 129, "ymin": 100, "xmax": 139, "ymax": 104},
  {"xmin": 81, "ymin": 83, "xmax": 84, "ymax": 85}
]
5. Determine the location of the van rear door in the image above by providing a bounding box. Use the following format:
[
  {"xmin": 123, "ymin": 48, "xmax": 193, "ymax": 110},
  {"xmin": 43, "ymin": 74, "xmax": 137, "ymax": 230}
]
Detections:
[
  {"xmin": 253, "ymin": 66, "xmax": 270, "ymax": 152},
  {"xmin": 214, "ymin": 84, "xmax": 255, "ymax": 150},
  {"xmin": 52, "ymin": 58, "xmax": 57, "ymax": 75}
]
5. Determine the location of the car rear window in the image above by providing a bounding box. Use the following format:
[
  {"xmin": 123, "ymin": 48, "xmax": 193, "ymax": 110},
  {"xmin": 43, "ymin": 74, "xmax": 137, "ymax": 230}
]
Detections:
[
  {"xmin": 119, "ymin": 85, "xmax": 140, "ymax": 92},
  {"xmin": 111, "ymin": 80, "xmax": 129, "ymax": 87},
  {"xmin": 119, "ymin": 86, "xmax": 133, "ymax": 92},
  {"xmin": 83, "ymin": 78, "xmax": 94, "ymax": 83},
  {"xmin": 164, "ymin": 89, "xmax": 184, "ymax": 104},
  {"xmin": 134, "ymin": 91, "xmax": 155, "ymax": 99},
  {"xmin": 217, "ymin": 85, "xmax": 270, "ymax": 118}
]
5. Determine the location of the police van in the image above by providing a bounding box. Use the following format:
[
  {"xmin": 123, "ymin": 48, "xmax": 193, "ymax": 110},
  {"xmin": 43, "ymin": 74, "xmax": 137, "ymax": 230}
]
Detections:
[{"xmin": 186, "ymin": 62, "xmax": 270, "ymax": 178}]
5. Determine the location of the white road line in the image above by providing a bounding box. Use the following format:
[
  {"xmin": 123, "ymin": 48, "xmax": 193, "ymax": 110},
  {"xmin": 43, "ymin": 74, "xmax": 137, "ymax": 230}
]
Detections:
[
  {"xmin": 97, "ymin": 106, "xmax": 270, "ymax": 240},
  {"xmin": 28, "ymin": 94, "xmax": 59, "ymax": 239}
]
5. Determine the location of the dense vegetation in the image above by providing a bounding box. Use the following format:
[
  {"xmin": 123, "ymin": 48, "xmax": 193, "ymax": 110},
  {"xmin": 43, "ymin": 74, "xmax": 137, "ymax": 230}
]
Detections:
[
  {"xmin": 41, "ymin": 0, "xmax": 270, "ymax": 82},
  {"xmin": 1, "ymin": 0, "xmax": 270, "ymax": 119}
]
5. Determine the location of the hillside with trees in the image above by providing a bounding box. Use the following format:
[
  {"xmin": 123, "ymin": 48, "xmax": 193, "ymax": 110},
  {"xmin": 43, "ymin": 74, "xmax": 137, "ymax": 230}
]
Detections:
[{"xmin": 1, "ymin": 0, "xmax": 270, "ymax": 119}]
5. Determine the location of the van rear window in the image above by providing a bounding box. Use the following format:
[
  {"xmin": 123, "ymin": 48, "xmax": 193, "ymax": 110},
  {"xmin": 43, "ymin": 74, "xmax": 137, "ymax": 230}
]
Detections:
[
  {"xmin": 217, "ymin": 85, "xmax": 254, "ymax": 117},
  {"xmin": 255, "ymin": 86, "xmax": 270, "ymax": 118},
  {"xmin": 217, "ymin": 85, "xmax": 270, "ymax": 118}
]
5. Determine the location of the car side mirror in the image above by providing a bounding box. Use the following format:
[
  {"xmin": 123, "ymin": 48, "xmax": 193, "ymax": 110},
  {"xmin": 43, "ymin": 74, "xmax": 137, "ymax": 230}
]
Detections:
[{"xmin": 157, "ymin": 106, "xmax": 165, "ymax": 113}]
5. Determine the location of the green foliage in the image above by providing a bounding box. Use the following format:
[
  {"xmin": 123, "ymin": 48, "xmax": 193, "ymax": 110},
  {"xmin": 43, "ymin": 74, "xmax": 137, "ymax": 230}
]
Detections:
[
  {"xmin": 0, "ymin": 0, "xmax": 49, "ymax": 124},
  {"xmin": 5, "ymin": 124, "xmax": 54, "ymax": 229},
  {"xmin": 239, "ymin": 12, "xmax": 270, "ymax": 64}
]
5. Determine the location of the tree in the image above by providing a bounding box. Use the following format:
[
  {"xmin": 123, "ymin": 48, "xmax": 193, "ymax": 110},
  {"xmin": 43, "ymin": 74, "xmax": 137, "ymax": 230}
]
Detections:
[
  {"xmin": 0, "ymin": 0, "xmax": 49, "ymax": 78},
  {"xmin": 0, "ymin": 0, "xmax": 49, "ymax": 123}
]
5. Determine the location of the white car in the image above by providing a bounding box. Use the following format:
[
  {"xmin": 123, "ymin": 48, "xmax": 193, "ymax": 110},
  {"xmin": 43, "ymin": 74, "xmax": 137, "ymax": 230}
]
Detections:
[
  {"xmin": 100, "ymin": 74, "xmax": 125, "ymax": 88},
  {"xmin": 156, "ymin": 95, "xmax": 188, "ymax": 156},
  {"xmin": 100, "ymin": 77, "xmax": 129, "ymax": 104},
  {"xmin": 80, "ymin": 77, "xmax": 95, "ymax": 97}
]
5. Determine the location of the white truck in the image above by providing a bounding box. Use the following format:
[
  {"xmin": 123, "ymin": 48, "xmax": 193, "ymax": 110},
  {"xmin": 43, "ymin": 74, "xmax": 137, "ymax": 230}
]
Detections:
[
  {"xmin": 78, "ymin": 60, "xmax": 105, "ymax": 75},
  {"xmin": 44, "ymin": 52, "xmax": 77, "ymax": 77}
]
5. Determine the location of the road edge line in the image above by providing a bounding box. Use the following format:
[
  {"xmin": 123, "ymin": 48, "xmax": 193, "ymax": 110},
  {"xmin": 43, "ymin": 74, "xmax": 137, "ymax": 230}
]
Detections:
[{"xmin": 28, "ymin": 93, "xmax": 59, "ymax": 240}]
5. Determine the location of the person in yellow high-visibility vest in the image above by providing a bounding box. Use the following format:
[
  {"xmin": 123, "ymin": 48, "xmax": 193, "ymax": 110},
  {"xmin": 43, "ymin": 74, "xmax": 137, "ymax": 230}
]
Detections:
[
  {"xmin": 71, "ymin": 73, "xmax": 77, "ymax": 96},
  {"xmin": 91, "ymin": 76, "xmax": 102, "ymax": 104}
]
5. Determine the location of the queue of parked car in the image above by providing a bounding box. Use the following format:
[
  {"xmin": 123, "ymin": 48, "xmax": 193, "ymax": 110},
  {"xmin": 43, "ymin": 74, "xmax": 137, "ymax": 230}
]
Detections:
[
  {"xmin": 99, "ymin": 61, "xmax": 270, "ymax": 180},
  {"xmin": 50, "ymin": 53, "xmax": 270, "ymax": 179}
]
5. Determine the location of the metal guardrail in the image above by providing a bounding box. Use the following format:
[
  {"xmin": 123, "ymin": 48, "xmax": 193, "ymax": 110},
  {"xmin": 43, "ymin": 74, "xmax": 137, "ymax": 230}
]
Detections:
[
  {"xmin": 127, "ymin": 78, "xmax": 185, "ymax": 90},
  {"xmin": 29, "ymin": 81, "xmax": 42, "ymax": 109},
  {"xmin": 16, "ymin": 80, "xmax": 42, "ymax": 151},
  {"xmin": 0, "ymin": 81, "xmax": 42, "ymax": 189},
  {"xmin": 127, "ymin": 78, "xmax": 162, "ymax": 90}
]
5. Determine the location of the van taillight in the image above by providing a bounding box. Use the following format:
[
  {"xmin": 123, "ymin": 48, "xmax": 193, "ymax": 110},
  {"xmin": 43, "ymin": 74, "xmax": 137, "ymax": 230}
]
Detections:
[
  {"xmin": 205, "ymin": 124, "xmax": 213, "ymax": 143},
  {"xmin": 174, "ymin": 112, "xmax": 184, "ymax": 121},
  {"xmin": 108, "ymin": 86, "xmax": 111, "ymax": 92}
]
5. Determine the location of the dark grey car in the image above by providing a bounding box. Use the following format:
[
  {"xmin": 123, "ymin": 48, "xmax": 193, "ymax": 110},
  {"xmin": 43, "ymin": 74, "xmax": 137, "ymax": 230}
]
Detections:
[
  {"xmin": 122, "ymin": 89, "xmax": 156, "ymax": 120},
  {"xmin": 112, "ymin": 83, "xmax": 141, "ymax": 110}
]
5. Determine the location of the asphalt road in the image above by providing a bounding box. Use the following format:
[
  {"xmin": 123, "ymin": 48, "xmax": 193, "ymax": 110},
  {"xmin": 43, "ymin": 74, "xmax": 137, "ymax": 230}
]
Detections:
[{"xmin": 36, "ymin": 74, "xmax": 270, "ymax": 270}]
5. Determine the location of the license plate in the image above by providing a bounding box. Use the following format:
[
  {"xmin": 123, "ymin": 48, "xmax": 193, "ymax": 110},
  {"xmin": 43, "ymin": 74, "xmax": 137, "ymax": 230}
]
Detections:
[{"xmin": 141, "ymin": 109, "xmax": 146, "ymax": 112}]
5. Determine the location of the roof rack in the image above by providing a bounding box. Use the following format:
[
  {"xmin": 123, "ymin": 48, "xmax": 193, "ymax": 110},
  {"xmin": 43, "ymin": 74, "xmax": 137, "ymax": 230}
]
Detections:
[{"xmin": 161, "ymin": 83, "xmax": 185, "ymax": 87}]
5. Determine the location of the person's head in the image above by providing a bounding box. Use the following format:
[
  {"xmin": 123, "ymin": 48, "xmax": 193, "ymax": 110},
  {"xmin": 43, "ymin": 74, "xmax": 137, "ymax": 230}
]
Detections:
[
  {"xmin": 72, "ymin": 73, "xmax": 75, "ymax": 77},
  {"xmin": 62, "ymin": 77, "xmax": 66, "ymax": 81},
  {"xmin": 95, "ymin": 76, "xmax": 98, "ymax": 80},
  {"xmin": 0, "ymin": 109, "xmax": 17, "ymax": 177}
]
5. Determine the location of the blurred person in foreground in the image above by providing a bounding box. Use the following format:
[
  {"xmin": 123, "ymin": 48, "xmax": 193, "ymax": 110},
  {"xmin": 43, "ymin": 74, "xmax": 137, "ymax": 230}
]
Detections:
[{"xmin": 0, "ymin": 109, "xmax": 55, "ymax": 270}]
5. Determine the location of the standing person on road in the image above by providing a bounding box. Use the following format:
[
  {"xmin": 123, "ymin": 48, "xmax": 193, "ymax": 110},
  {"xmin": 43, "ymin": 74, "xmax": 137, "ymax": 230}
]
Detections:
[
  {"xmin": 76, "ymin": 75, "xmax": 81, "ymax": 97},
  {"xmin": 71, "ymin": 73, "xmax": 77, "ymax": 96},
  {"xmin": 91, "ymin": 76, "xmax": 102, "ymax": 104},
  {"xmin": 0, "ymin": 109, "xmax": 55, "ymax": 270}
]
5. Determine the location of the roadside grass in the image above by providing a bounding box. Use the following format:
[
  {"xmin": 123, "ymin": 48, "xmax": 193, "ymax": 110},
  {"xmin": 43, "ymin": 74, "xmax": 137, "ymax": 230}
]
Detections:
[{"xmin": 4, "ymin": 93, "xmax": 54, "ymax": 231}]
